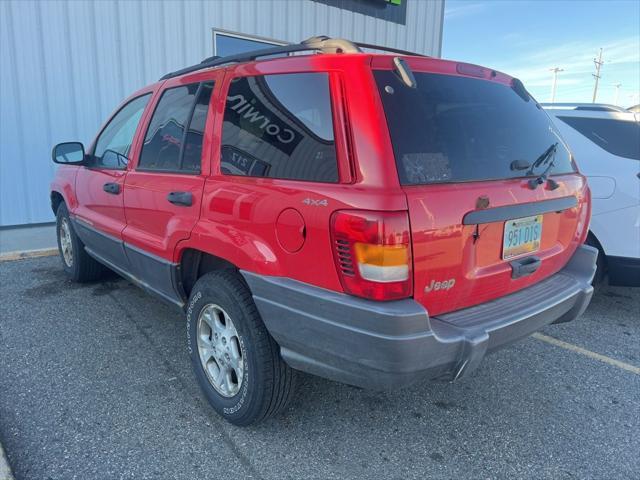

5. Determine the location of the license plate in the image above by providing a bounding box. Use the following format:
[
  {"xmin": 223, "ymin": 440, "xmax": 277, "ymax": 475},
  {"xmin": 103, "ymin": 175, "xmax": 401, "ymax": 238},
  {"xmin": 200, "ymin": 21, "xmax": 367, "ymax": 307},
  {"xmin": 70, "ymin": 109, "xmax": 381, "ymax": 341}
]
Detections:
[{"xmin": 502, "ymin": 215, "xmax": 543, "ymax": 260}]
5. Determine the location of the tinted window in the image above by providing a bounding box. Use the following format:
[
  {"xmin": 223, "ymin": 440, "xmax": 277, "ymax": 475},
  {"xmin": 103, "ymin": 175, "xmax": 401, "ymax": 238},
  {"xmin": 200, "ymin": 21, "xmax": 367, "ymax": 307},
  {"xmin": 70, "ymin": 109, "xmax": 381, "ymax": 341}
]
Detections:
[
  {"xmin": 220, "ymin": 73, "xmax": 338, "ymax": 182},
  {"xmin": 558, "ymin": 117, "xmax": 640, "ymax": 160},
  {"xmin": 93, "ymin": 94, "xmax": 151, "ymax": 169},
  {"xmin": 374, "ymin": 71, "xmax": 575, "ymax": 185},
  {"xmin": 139, "ymin": 82, "xmax": 213, "ymax": 173},
  {"xmin": 183, "ymin": 82, "xmax": 214, "ymax": 172}
]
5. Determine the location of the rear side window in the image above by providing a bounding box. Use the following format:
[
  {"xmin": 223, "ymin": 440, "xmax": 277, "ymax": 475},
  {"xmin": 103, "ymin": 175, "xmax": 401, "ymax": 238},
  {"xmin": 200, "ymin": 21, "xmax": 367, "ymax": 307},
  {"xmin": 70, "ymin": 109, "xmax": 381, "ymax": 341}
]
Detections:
[
  {"xmin": 220, "ymin": 73, "xmax": 338, "ymax": 182},
  {"xmin": 139, "ymin": 81, "xmax": 214, "ymax": 173},
  {"xmin": 557, "ymin": 117, "xmax": 640, "ymax": 160},
  {"xmin": 374, "ymin": 70, "xmax": 575, "ymax": 185}
]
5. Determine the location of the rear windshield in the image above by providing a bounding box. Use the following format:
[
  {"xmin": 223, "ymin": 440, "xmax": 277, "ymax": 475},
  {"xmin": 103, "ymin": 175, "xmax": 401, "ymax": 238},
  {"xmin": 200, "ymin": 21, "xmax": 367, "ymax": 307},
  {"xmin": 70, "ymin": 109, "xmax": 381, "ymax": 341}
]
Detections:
[
  {"xmin": 374, "ymin": 70, "xmax": 576, "ymax": 185},
  {"xmin": 557, "ymin": 116, "xmax": 640, "ymax": 160}
]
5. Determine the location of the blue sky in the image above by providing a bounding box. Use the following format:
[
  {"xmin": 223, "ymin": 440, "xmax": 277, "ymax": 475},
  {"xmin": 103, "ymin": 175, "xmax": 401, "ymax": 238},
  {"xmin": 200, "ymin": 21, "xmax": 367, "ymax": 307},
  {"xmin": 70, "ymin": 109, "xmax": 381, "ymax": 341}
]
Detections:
[{"xmin": 442, "ymin": 0, "xmax": 640, "ymax": 107}]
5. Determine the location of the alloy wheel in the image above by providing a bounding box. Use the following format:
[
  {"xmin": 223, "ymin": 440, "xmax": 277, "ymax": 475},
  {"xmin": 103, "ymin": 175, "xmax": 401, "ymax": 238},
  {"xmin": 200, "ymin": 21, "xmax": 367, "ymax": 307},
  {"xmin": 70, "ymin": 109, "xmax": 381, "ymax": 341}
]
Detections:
[
  {"xmin": 196, "ymin": 304, "xmax": 245, "ymax": 397},
  {"xmin": 59, "ymin": 218, "xmax": 73, "ymax": 267}
]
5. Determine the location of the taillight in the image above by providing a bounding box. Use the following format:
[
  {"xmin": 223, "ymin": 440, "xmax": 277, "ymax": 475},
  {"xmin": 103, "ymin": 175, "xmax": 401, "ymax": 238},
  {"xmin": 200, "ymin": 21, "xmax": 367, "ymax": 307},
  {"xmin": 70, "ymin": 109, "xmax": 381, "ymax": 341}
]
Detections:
[
  {"xmin": 577, "ymin": 185, "xmax": 591, "ymax": 244},
  {"xmin": 331, "ymin": 210, "xmax": 412, "ymax": 301}
]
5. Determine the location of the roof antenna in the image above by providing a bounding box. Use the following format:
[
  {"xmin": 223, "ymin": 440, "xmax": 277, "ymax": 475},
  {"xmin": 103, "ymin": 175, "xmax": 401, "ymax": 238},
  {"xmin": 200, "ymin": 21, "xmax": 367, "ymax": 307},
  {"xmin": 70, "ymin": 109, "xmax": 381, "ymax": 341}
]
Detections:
[{"xmin": 393, "ymin": 57, "xmax": 417, "ymax": 88}]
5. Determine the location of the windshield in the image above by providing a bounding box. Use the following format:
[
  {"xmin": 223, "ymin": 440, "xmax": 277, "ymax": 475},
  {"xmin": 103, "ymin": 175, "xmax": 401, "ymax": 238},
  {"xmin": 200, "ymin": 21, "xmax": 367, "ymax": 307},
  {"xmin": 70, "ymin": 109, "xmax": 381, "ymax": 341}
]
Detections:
[{"xmin": 374, "ymin": 70, "xmax": 576, "ymax": 185}]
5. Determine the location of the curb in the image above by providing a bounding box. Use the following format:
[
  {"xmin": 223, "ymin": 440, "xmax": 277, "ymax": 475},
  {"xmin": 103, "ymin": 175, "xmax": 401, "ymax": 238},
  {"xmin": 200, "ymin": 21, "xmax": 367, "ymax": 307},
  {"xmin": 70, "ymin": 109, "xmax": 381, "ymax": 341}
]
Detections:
[
  {"xmin": 0, "ymin": 442, "xmax": 13, "ymax": 480},
  {"xmin": 0, "ymin": 248, "xmax": 58, "ymax": 263}
]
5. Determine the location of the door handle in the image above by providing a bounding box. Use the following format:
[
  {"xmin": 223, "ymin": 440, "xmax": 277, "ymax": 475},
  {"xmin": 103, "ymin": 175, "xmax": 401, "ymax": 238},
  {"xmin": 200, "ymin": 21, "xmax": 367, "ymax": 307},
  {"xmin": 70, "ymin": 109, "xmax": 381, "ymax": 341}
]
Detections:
[
  {"xmin": 167, "ymin": 191, "xmax": 192, "ymax": 207},
  {"xmin": 103, "ymin": 182, "xmax": 120, "ymax": 194},
  {"xmin": 510, "ymin": 255, "xmax": 541, "ymax": 279}
]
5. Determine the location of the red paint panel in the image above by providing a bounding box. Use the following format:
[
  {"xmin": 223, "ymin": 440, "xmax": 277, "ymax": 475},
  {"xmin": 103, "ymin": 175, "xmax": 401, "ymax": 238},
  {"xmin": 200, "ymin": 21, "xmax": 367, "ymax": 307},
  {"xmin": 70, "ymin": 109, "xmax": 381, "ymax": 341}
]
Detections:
[
  {"xmin": 122, "ymin": 171, "xmax": 205, "ymax": 259},
  {"xmin": 276, "ymin": 208, "xmax": 306, "ymax": 253}
]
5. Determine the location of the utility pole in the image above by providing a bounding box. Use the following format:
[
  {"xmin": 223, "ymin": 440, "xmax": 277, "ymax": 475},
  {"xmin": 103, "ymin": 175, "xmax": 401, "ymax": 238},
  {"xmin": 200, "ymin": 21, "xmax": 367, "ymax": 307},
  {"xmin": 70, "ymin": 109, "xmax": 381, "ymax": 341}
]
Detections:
[
  {"xmin": 612, "ymin": 83, "xmax": 622, "ymax": 105},
  {"xmin": 592, "ymin": 48, "xmax": 604, "ymax": 103},
  {"xmin": 549, "ymin": 67, "xmax": 564, "ymax": 102}
]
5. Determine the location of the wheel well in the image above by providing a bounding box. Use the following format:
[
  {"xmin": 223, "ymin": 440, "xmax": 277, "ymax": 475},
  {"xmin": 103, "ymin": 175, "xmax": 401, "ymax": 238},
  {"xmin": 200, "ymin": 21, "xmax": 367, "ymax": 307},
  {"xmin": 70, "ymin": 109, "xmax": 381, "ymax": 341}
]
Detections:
[
  {"xmin": 585, "ymin": 231, "xmax": 605, "ymax": 257},
  {"xmin": 179, "ymin": 249, "xmax": 237, "ymax": 297},
  {"xmin": 51, "ymin": 191, "xmax": 64, "ymax": 215}
]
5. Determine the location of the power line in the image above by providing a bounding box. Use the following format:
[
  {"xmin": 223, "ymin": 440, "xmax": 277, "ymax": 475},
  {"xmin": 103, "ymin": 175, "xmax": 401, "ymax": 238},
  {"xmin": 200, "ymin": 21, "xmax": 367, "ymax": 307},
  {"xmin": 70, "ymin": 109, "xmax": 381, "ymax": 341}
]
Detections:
[
  {"xmin": 592, "ymin": 48, "xmax": 604, "ymax": 103},
  {"xmin": 549, "ymin": 67, "xmax": 564, "ymax": 102},
  {"xmin": 612, "ymin": 83, "xmax": 622, "ymax": 105}
]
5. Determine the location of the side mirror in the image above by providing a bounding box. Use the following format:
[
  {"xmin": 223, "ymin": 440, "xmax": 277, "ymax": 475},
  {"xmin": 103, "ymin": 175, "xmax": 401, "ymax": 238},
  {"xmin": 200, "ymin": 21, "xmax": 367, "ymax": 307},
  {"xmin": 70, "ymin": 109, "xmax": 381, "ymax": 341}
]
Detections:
[{"xmin": 52, "ymin": 142, "xmax": 85, "ymax": 165}]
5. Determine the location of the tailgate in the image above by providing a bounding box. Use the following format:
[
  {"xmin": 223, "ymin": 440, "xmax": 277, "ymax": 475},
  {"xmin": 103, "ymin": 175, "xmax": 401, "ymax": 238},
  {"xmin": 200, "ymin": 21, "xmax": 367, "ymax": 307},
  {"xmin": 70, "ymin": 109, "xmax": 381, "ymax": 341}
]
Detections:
[
  {"xmin": 372, "ymin": 63, "xmax": 591, "ymax": 316},
  {"xmin": 404, "ymin": 176, "xmax": 589, "ymax": 316}
]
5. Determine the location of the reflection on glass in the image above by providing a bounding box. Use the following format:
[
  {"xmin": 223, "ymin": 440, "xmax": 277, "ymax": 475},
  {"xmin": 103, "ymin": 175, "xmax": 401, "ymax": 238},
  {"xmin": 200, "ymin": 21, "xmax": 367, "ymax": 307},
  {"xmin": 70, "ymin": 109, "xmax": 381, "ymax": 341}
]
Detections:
[
  {"xmin": 94, "ymin": 94, "xmax": 151, "ymax": 168},
  {"xmin": 220, "ymin": 73, "xmax": 338, "ymax": 183},
  {"xmin": 374, "ymin": 70, "xmax": 576, "ymax": 185},
  {"xmin": 140, "ymin": 84, "xmax": 199, "ymax": 171},
  {"xmin": 54, "ymin": 143, "xmax": 84, "ymax": 163}
]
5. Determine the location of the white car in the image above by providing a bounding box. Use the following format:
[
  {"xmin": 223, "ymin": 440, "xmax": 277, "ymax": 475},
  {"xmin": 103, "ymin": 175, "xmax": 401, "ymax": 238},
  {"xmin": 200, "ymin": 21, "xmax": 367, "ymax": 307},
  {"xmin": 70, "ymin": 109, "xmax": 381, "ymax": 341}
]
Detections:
[{"xmin": 543, "ymin": 103, "xmax": 640, "ymax": 286}]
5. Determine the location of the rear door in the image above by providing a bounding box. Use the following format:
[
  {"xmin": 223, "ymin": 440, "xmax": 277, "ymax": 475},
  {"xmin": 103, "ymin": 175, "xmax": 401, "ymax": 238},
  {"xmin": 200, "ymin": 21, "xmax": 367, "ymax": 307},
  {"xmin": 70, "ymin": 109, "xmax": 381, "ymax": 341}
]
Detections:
[
  {"xmin": 122, "ymin": 72, "xmax": 221, "ymax": 304},
  {"xmin": 372, "ymin": 62, "xmax": 590, "ymax": 316},
  {"xmin": 194, "ymin": 68, "xmax": 353, "ymax": 292},
  {"xmin": 74, "ymin": 93, "xmax": 153, "ymax": 268}
]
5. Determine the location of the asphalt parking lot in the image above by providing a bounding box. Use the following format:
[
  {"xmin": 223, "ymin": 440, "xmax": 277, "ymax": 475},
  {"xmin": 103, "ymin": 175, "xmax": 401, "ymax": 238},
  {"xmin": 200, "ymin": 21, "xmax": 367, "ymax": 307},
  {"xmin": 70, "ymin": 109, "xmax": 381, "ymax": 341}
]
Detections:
[{"xmin": 1, "ymin": 255, "xmax": 639, "ymax": 480}]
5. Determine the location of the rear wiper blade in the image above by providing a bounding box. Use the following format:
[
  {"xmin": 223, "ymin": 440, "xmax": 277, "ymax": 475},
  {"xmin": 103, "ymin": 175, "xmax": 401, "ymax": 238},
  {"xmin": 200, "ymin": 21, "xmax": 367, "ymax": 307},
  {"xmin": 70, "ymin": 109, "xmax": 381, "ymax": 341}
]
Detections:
[
  {"xmin": 526, "ymin": 142, "xmax": 558, "ymax": 176},
  {"xmin": 511, "ymin": 142, "xmax": 559, "ymax": 174},
  {"xmin": 527, "ymin": 142, "xmax": 559, "ymax": 189}
]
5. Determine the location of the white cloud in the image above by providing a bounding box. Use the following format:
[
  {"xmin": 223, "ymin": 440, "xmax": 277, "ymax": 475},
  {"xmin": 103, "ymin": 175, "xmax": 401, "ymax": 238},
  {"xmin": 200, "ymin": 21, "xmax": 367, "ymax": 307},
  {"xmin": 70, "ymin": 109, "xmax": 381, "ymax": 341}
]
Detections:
[
  {"xmin": 492, "ymin": 36, "xmax": 639, "ymax": 79},
  {"xmin": 444, "ymin": 2, "xmax": 487, "ymax": 20},
  {"xmin": 485, "ymin": 35, "xmax": 639, "ymax": 104}
]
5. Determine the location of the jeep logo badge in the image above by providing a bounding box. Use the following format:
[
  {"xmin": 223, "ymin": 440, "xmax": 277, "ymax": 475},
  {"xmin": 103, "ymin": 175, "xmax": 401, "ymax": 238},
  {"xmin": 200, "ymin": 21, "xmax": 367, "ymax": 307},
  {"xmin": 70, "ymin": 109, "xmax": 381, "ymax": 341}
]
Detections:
[{"xmin": 424, "ymin": 278, "xmax": 456, "ymax": 293}]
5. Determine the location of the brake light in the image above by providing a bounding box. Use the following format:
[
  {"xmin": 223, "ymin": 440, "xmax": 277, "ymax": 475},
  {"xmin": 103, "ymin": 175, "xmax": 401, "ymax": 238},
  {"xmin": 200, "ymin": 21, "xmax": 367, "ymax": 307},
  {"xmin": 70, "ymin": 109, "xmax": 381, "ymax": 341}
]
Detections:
[
  {"xmin": 331, "ymin": 210, "xmax": 412, "ymax": 301},
  {"xmin": 456, "ymin": 62, "xmax": 486, "ymax": 78}
]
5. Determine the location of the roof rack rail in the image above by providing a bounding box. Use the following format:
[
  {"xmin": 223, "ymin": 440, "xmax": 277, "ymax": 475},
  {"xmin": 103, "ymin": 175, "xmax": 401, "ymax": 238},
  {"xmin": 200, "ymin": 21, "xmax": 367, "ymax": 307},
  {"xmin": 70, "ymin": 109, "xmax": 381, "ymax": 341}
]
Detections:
[
  {"xmin": 160, "ymin": 36, "xmax": 360, "ymax": 80},
  {"xmin": 353, "ymin": 41, "xmax": 427, "ymax": 57},
  {"xmin": 159, "ymin": 36, "xmax": 426, "ymax": 81}
]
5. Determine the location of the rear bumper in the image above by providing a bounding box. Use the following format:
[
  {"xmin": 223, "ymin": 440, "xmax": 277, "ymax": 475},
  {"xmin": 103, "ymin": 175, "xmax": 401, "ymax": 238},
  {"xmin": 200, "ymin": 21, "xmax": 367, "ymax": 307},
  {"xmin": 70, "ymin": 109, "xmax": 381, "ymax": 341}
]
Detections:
[{"xmin": 241, "ymin": 245, "xmax": 598, "ymax": 390}]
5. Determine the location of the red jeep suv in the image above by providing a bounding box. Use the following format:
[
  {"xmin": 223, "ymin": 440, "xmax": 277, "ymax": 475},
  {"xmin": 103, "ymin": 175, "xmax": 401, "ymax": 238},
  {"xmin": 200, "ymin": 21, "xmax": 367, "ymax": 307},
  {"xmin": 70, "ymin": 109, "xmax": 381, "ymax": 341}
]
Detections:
[{"xmin": 50, "ymin": 37, "xmax": 597, "ymax": 425}]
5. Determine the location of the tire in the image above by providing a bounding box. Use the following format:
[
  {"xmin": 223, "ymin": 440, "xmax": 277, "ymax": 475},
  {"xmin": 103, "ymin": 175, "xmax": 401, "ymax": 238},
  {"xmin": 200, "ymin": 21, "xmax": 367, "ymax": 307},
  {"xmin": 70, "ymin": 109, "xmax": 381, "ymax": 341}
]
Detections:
[
  {"xmin": 56, "ymin": 203, "xmax": 105, "ymax": 282},
  {"xmin": 186, "ymin": 270, "xmax": 296, "ymax": 426}
]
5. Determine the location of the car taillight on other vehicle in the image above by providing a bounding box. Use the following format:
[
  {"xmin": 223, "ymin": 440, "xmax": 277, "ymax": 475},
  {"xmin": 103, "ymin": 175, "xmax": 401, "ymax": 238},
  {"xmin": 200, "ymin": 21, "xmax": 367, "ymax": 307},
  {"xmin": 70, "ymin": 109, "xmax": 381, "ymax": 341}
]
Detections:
[{"xmin": 331, "ymin": 210, "xmax": 413, "ymax": 301}]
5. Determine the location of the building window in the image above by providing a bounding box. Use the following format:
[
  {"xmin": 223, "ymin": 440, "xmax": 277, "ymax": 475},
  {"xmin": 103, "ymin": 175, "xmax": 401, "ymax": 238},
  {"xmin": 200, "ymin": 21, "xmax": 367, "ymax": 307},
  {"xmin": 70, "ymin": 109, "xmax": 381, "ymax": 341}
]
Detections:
[
  {"xmin": 220, "ymin": 73, "xmax": 339, "ymax": 183},
  {"xmin": 311, "ymin": 0, "xmax": 406, "ymax": 25},
  {"xmin": 213, "ymin": 29, "xmax": 287, "ymax": 57}
]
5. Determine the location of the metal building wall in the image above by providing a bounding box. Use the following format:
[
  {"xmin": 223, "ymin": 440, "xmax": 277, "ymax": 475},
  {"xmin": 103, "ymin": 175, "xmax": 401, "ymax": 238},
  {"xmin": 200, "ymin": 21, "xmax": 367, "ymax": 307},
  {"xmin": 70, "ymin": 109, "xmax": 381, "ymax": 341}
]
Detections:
[{"xmin": 0, "ymin": 0, "xmax": 444, "ymax": 226}]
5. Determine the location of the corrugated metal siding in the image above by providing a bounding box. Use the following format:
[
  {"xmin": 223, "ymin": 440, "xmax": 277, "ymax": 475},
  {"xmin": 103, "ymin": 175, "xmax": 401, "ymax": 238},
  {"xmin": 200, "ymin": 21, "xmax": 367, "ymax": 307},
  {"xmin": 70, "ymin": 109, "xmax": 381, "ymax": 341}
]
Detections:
[{"xmin": 0, "ymin": 0, "xmax": 444, "ymax": 226}]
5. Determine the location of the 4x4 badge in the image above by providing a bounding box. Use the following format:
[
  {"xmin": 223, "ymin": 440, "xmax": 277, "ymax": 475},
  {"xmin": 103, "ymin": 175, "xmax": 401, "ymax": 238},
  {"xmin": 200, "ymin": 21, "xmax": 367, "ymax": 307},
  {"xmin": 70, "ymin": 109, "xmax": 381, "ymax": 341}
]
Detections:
[{"xmin": 303, "ymin": 198, "xmax": 328, "ymax": 207}]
